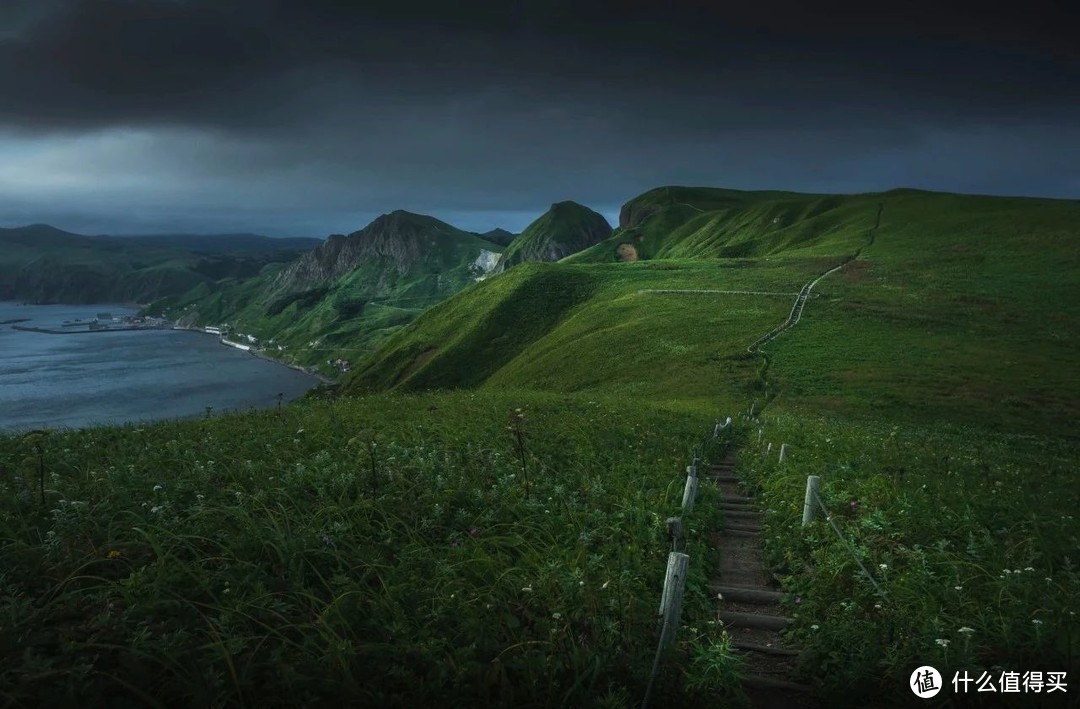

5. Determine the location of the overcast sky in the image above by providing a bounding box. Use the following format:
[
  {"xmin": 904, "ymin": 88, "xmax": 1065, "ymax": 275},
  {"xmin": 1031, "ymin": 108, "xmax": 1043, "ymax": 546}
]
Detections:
[{"xmin": 1, "ymin": 0, "xmax": 1077, "ymax": 236}]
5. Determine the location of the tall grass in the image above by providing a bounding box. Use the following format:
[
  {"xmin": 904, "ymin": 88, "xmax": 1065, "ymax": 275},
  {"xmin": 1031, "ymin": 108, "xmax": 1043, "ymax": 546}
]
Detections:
[{"xmin": 0, "ymin": 392, "xmax": 730, "ymax": 707}]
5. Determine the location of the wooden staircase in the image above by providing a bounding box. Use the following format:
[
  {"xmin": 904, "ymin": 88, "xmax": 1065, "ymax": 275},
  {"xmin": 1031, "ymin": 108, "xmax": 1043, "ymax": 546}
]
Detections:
[{"xmin": 711, "ymin": 453, "xmax": 820, "ymax": 708}]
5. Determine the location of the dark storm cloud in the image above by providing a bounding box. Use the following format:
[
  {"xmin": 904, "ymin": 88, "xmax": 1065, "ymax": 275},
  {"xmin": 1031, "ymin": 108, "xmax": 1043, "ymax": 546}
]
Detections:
[{"xmin": 0, "ymin": 0, "xmax": 1077, "ymax": 235}]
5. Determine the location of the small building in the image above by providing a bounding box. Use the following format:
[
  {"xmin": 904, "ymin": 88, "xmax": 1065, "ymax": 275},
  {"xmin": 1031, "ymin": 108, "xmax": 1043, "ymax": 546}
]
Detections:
[{"xmin": 204, "ymin": 326, "xmax": 222, "ymax": 336}]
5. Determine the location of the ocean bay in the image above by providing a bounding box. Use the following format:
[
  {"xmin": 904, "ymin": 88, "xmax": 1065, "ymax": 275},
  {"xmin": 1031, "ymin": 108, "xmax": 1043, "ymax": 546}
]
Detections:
[{"xmin": 0, "ymin": 302, "xmax": 319, "ymax": 432}]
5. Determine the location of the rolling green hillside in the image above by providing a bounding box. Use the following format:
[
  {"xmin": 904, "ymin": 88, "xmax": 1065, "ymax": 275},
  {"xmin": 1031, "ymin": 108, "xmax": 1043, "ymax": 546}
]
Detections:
[
  {"xmin": 492, "ymin": 201, "xmax": 612, "ymax": 273},
  {"xmin": 0, "ymin": 225, "xmax": 315, "ymax": 304},
  {"xmin": 350, "ymin": 187, "xmax": 1079, "ymax": 436}
]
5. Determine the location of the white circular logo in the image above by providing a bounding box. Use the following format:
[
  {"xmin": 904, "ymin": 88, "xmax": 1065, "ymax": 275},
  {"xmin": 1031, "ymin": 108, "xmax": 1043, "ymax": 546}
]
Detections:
[{"xmin": 910, "ymin": 665, "xmax": 943, "ymax": 698}]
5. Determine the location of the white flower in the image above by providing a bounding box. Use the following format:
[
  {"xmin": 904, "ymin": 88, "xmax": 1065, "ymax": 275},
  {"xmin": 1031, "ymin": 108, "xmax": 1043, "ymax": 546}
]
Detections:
[
  {"xmin": 958, "ymin": 627, "xmax": 975, "ymax": 635},
  {"xmin": 1024, "ymin": 567, "xmax": 1035, "ymax": 572},
  {"xmin": 1003, "ymin": 569, "xmax": 1012, "ymax": 574},
  {"xmin": 879, "ymin": 564, "xmax": 888, "ymax": 571},
  {"xmin": 954, "ymin": 586, "xmax": 962, "ymax": 591},
  {"xmin": 552, "ymin": 612, "xmax": 562, "ymax": 620},
  {"xmin": 935, "ymin": 639, "xmax": 950, "ymax": 648},
  {"xmin": 150, "ymin": 505, "xmax": 162, "ymax": 514},
  {"xmin": 521, "ymin": 585, "xmax": 533, "ymax": 593},
  {"xmin": 601, "ymin": 580, "xmax": 610, "ymax": 590},
  {"xmin": 1045, "ymin": 577, "xmax": 1053, "ymax": 583},
  {"xmin": 810, "ymin": 624, "xmax": 819, "ymax": 631},
  {"xmin": 717, "ymin": 593, "xmax": 724, "ymax": 601},
  {"xmin": 579, "ymin": 581, "xmax": 585, "ymax": 587},
  {"xmin": 1032, "ymin": 619, "xmax": 1044, "ymax": 626},
  {"xmin": 152, "ymin": 484, "xmax": 163, "ymax": 492}
]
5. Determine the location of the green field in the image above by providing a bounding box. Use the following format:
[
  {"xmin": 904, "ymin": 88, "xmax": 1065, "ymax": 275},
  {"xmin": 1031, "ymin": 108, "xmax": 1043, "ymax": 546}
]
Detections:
[{"xmin": 2, "ymin": 186, "xmax": 1078, "ymax": 706}]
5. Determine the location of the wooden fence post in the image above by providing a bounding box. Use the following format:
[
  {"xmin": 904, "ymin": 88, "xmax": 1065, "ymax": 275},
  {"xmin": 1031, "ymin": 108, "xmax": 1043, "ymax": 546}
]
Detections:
[
  {"xmin": 666, "ymin": 516, "xmax": 684, "ymax": 551},
  {"xmin": 765, "ymin": 442, "xmax": 772, "ymax": 457},
  {"xmin": 681, "ymin": 473, "xmax": 698, "ymax": 512},
  {"xmin": 779, "ymin": 443, "xmax": 789, "ymax": 462},
  {"xmin": 802, "ymin": 475, "xmax": 820, "ymax": 526},
  {"xmin": 658, "ymin": 552, "xmax": 690, "ymax": 648}
]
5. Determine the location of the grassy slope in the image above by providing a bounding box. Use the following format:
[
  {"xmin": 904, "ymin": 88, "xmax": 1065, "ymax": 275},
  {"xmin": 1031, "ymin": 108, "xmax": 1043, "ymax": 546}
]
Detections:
[
  {"xmin": 355, "ymin": 188, "xmax": 1079, "ymax": 437},
  {"xmin": 0, "ymin": 392, "xmax": 731, "ymax": 707}
]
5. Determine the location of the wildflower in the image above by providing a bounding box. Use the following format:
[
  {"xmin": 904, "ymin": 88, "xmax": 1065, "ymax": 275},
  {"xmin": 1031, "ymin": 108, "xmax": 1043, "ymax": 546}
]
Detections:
[
  {"xmin": 1003, "ymin": 569, "xmax": 1012, "ymax": 574},
  {"xmin": 717, "ymin": 593, "xmax": 724, "ymax": 601},
  {"xmin": 879, "ymin": 564, "xmax": 888, "ymax": 571},
  {"xmin": 468, "ymin": 527, "xmax": 479, "ymax": 537},
  {"xmin": 1032, "ymin": 619, "xmax": 1044, "ymax": 626},
  {"xmin": 579, "ymin": 581, "xmax": 585, "ymax": 587},
  {"xmin": 958, "ymin": 627, "xmax": 975, "ymax": 635},
  {"xmin": 153, "ymin": 484, "xmax": 164, "ymax": 492},
  {"xmin": 954, "ymin": 586, "xmax": 962, "ymax": 591},
  {"xmin": 552, "ymin": 612, "xmax": 562, "ymax": 620},
  {"xmin": 107, "ymin": 550, "xmax": 121, "ymax": 559},
  {"xmin": 1045, "ymin": 577, "xmax": 1053, "ymax": 583},
  {"xmin": 935, "ymin": 639, "xmax": 950, "ymax": 648},
  {"xmin": 1024, "ymin": 567, "xmax": 1035, "ymax": 572},
  {"xmin": 810, "ymin": 624, "xmax": 819, "ymax": 631},
  {"xmin": 522, "ymin": 585, "xmax": 533, "ymax": 593},
  {"xmin": 794, "ymin": 596, "xmax": 802, "ymax": 605},
  {"xmin": 601, "ymin": 581, "xmax": 610, "ymax": 590},
  {"xmin": 150, "ymin": 505, "xmax": 162, "ymax": 514}
]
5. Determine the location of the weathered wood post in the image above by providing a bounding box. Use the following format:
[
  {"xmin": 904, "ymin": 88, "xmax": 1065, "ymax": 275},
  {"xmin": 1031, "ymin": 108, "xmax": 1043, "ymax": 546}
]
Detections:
[
  {"xmin": 658, "ymin": 552, "xmax": 690, "ymax": 648},
  {"xmin": 681, "ymin": 472, "xmax": 698, "ymax": 512},
  {"xmin": 802, "ymin": 475, "xmax": 820, "ymax": 526},
  {"xmin": 666, "ymin": 516, "xmax": 684, "ymax": 552},
  {"xmin": 765, "ymin": 442, "xmax": 772, "ymax": 457},
  {"xmin": 779, "ymin": 443, "xmax": 789, "ymax": 462}
]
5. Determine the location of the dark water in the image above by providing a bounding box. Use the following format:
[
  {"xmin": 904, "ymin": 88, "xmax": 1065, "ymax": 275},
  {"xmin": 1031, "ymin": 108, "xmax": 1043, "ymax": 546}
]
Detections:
[{"xmin": 0, "ymin": 302, "xmax": 319, "ymax": 432}]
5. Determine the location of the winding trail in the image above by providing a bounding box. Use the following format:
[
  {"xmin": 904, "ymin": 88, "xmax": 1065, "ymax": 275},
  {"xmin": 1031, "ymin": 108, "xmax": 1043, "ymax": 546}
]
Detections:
[{"xmin": 747, "ymin": 203, "xmax": 883, "ymax": 354}]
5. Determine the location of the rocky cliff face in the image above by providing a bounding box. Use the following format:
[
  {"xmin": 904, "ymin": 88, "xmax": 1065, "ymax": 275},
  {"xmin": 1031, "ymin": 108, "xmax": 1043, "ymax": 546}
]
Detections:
[
  {"xmin": 273, "ymin": 210, "xmax": 492, "ymax": 292},
  {"xmin": 493, "ymin": 201, "xmax": 612, "ymax": 273}
]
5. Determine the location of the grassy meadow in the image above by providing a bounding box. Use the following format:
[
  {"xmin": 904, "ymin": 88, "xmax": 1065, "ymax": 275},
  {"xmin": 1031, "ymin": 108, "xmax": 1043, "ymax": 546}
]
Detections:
[{"xmin": 2, "ymin": 186, "xmax": 1078, "ymax": 706}]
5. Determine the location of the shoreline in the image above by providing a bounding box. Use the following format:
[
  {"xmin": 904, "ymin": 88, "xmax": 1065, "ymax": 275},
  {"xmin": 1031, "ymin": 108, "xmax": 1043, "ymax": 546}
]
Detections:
[{"xmin": 171, "ymin": 326, "xmax": 335, "ymax": 385}]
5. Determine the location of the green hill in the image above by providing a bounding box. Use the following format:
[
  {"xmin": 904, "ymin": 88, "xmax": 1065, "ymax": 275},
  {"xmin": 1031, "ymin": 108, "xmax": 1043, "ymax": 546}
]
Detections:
[
  {"xmin": 0, "ymin": 225, "xmax": 316, "ymax": 304},
  {"xmin": 150, "ymin": 210, "xmax": 506, "ymax": 374},
  {"xmin": 349, "ymin": 187, "xmax": 1080, "ymax": 436},
  {"xmin": 491, "ymin": 201, "xmax": 612, "ymax": 273}
]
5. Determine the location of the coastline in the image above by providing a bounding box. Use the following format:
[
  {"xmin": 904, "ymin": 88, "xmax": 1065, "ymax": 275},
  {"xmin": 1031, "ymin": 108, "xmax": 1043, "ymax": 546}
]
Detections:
[{"xmin": 171, "ymin": 326, "xmax": 335, "ymax": 385}]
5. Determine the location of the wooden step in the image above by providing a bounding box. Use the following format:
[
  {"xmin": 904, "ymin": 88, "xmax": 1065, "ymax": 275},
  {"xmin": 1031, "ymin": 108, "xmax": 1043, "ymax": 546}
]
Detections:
[
  {"xmin": 718, "ymin": 611, "xmax": 791, "ymax": 631},
  {"xmin": 724, "ymin": 523, "xmax": 762, "ymax": 534},
  {"xmin": 741, "ymin": 675, "xmax": 812, "ymax": 692},
  {"xmin": 724, "ymin": 509, "xmax": 762, "ymax": 519},
  {"xmin": 711, "ymin": 584, "xmax": 785, "ymax": 604},
  {"xmin": 731, "ymin": 640, "xmax": 800, "ymax": 657},
  {"xmin": 720, "ymin": 503, "xmax": 755, "ymax": 513},
  {"xmin": 721, "ymin": 495, "xmax": 755, "ymax": 505},
  {"xmin": 714, "ymin": 476, "xmax": 741, "ymax": 484},
  {"xmin": 718, "ymin": 527, "xmax": 760, "ymax": 538}
]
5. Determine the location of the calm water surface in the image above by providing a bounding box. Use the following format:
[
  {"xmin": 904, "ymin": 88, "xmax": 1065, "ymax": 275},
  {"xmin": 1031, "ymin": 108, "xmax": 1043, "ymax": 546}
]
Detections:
[{"xmin": 0, "ymin": 302, "xmax": 318, "ymax": 432}]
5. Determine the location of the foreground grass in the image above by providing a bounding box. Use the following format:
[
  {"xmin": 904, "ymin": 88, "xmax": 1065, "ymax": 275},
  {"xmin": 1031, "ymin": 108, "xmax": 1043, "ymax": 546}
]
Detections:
[
  {"xmin": 736, "ymin": 411, "xmax": 1079, "ymax": 706},
  {"xmin": 0, "ymin": 392, "xmax": 737, "ymax": 708}
]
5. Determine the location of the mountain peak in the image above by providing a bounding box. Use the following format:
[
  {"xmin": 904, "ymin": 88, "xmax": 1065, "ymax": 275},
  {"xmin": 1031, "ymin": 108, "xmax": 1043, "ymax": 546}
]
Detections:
[{"xmin": 492, "ymin": 202, "xmax": 612, "ymax": 273}]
